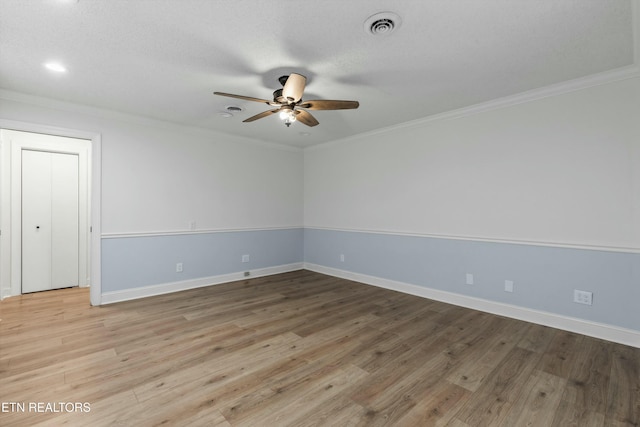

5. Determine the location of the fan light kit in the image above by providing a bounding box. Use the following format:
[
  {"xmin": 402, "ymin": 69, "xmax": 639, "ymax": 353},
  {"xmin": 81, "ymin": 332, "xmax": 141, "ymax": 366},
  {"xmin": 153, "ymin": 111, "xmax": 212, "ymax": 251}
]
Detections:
[
  {"xmin": 279, "ymin": 106, "xmax": 297, "ymax": 127},
  {"xmin": 214, "ymin": 73, "xmax": 359, "ymax": 128}
]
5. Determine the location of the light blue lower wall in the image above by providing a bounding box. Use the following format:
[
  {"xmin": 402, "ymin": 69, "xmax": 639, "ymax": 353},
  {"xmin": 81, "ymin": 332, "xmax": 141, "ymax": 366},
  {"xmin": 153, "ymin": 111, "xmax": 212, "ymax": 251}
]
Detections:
[
  {"xmin": 100, "ymin": 226, "xmax": 638, "ymax": 333},
  {"xmin": 304, "ymin": 228, "xmax": 639, "ymax": 332},
  {"xmin": 101, "ymin": 228, "xmax": 303, "ymax": 293}
]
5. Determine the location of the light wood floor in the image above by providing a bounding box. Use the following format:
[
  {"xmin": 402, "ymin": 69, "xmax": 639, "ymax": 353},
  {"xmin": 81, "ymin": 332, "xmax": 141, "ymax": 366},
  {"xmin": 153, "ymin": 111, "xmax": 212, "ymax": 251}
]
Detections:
[{"xmin": 1, "ymin": 270, "xmax": 638, "ymax": 426}]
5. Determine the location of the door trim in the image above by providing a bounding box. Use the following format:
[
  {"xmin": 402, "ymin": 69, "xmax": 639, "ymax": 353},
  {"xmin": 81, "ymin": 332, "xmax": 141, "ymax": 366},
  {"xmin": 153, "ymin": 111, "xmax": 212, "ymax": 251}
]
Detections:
[
  {"xmin": 0, "ymin": 120, "xmax": 102, "ymax": 306},
  {"xmin": 11, "ymin": 135, "xmax": 87, "ymax": 296}
]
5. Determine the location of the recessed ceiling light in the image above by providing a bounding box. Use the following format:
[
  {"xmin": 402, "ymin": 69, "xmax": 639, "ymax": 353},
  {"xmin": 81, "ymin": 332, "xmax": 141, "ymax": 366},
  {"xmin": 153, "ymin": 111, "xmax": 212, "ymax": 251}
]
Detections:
[
  {"xmin": 44, "ymin": 62, "xmax": 67, "ymax": 73},
  {"xmin": 226, "ymin": 105, "xmax": 243, "ymax": 113}
]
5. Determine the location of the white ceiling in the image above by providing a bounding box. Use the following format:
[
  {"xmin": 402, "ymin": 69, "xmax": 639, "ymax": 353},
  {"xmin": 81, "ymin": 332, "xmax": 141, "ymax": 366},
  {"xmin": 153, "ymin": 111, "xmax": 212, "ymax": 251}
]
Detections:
[{"xmin": 0, "ymin": 0, "xmax": 636, "ymax": 148}]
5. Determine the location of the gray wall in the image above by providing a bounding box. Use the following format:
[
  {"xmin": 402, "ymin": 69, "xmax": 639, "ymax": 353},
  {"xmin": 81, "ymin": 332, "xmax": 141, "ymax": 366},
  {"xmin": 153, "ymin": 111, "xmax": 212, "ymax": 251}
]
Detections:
[{"xmin": 304, "ymin": 76, "xmax": 640, "ymax": 336}]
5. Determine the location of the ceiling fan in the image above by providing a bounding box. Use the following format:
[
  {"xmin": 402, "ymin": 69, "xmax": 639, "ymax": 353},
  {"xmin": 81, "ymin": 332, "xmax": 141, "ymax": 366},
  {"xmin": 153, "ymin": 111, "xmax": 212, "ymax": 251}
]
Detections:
[{"xmin": 214, "ymin": 73, "xmax": 359, "ymax": 127}]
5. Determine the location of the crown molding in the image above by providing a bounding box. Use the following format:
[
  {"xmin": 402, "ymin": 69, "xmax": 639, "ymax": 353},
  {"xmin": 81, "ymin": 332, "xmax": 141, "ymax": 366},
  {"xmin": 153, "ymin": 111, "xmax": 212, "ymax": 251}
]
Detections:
[
  {"xmin": 307, "ymin": 64, "xmax": 640, "ymax": 152},
  {"xmin": 0, "ymin": 89, "xmax": 302, "ymax": 153}
]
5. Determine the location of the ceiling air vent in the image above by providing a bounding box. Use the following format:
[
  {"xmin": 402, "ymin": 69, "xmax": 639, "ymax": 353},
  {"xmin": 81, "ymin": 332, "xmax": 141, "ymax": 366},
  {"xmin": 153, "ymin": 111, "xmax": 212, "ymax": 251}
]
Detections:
[{"xmin": 365, "ymin": 12, "xmax": 401, "ymax": 36}]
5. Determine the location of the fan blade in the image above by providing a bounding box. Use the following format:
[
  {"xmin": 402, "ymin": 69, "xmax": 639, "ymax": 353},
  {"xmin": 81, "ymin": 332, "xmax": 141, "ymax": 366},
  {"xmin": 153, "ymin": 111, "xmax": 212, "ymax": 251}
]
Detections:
[
  {"xmin": 297, "ymin": 100, "xmax": 359, "ymax": 110},
  {"xmin": 243, "ymin": 109, "xmax": 280, "ymax": 122},
  {"xmin": 295, "ymin": 109, "xmax": 319, "ymax": 127},
  {"xmin": 214, "ymin": 92, "xmax": 273, "ymax": 105},
  {"xmin": 282, "ymin": 73, "xmax": 306, "ymax": 103}
]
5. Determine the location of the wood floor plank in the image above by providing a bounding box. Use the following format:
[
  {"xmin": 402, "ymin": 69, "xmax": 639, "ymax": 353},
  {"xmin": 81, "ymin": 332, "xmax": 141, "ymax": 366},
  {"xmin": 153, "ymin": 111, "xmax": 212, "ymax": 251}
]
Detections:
[
  {"xmin": 454, "ymin": 346, "xmax": 542, "ymax": 426},
  {"xmin": 538, "ymin": 329, "xmax": 586, "ymax": 378},
  {"xmin": 230, "ymin": 364, "xmax": 368, "ymax": 427},
  {"xmin": 1, "ymin": 270, "xmax": 638, "ymax": 426},
  {"xmin": 2, "ymin": 348, "xmax": 118, "ymax": 399},
  {"xmin": 283, "ymin": 391, "xmax": 367, "ymax": 427},
  {"xmin": 517, "ymin": 323, "xmax": 558, "ymax": 353},
  {"xmin": 446, "ymin": 316, "xmax": 526, "ymax": 392},
  {"xmin": 501, "ymin": 370, "xmax": 567, "ymax": 427},
  {"xmin": 564, "ymin": 337, "xmax": 612, "ymax": 418},
  {"xmin": 132, "ymin": 332, "xmax": 301, "ymax": 403},
  {"xmin": 605, "ymin": 344, "xmax": 640, "ymax": 426},
  {"xmin": 356, "ymin": 354, "xmax": 455, "ymax": 426},
  {"xmin": 393, "ymin": 380, "xmax": 470, "ymax": 427}
]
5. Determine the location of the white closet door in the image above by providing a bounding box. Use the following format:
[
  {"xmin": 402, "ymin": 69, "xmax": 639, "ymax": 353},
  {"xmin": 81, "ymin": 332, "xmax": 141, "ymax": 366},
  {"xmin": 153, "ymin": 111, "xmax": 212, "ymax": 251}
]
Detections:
[
  {"xmin": 51, "ymin": 152, "xmax": 79, "ymax": 289},
  {"xmin": 22, "ymin": 150, "xmax": 52, "ymax": 293},
  {"xmin": 22, "ymin": 150, "xmax": 79, "ymax": 293}
]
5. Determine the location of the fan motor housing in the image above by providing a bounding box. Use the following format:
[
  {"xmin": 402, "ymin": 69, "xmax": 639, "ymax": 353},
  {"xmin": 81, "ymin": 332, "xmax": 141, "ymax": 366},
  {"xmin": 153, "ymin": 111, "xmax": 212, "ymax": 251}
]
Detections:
[{"xmin": 273, "ymin": 88, "xmax": 286, "ymax": 103}]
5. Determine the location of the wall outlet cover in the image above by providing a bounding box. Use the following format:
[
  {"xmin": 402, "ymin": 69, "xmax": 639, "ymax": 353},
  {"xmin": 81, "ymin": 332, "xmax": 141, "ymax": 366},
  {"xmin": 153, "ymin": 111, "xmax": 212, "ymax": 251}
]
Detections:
[
  {"xmin": 573, "ymin": 289, "xmax": 593, "ymax": 305},
  {"xmin": 504, "ymin": 280, "xmax": 514, "ymax": 292}
]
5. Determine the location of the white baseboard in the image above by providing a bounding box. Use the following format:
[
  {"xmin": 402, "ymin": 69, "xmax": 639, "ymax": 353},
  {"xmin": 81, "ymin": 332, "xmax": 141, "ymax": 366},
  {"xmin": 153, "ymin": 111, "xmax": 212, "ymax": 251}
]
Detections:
[
  {"xmin": 1, "ymin": 287, "xmax": 13, "ymax": 300},
  {"xmin": 101, "ymin": 262, "xmax": 304, "ymax": 305},
  {"xmin": 304, "ymin": 263, "xmax": 640, "ymax": 349}
]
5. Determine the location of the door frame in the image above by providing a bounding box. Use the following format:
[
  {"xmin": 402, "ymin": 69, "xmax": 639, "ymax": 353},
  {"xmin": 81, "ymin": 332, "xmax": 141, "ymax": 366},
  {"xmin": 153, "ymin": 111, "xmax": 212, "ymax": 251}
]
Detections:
[{"xmin": 0, "ymin": 120, "xmax": 102, "ymax": 306}]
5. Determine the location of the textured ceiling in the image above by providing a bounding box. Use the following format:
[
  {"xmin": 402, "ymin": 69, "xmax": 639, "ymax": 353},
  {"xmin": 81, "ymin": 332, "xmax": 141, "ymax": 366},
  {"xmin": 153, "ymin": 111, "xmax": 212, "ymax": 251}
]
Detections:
[{"xmin": 0, "ymin": 0, "xmax": 636, "ymax": 147}]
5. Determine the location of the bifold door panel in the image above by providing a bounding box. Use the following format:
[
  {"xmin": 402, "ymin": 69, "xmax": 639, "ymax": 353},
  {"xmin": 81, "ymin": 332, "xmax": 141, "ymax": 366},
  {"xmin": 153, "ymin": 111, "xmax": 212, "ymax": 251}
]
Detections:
[{"xmin": 22, "ymin": 149, "xmax": 79, "ymax": 293}]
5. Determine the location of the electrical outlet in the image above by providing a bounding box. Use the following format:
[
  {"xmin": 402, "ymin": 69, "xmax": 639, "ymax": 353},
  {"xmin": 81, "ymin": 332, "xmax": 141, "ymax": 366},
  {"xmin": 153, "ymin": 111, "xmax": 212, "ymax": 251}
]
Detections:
[
  {"xmin": 340, "ymin": 254, "xmax": 345, "ymax": 262},
  {"xmin": 504, "ymin": 280, "xmax": 514, "ymax": 293},
  {"xmin": 242, "ymin": 254, "xmax": 250, "ymax": 263},
  {"xmin": 176, "ymin": 262, "xmax": 183, "ymax": 273},
  {"xmin": 573, "ymin": 289, "xmax": 593, "ymax": 305},
  {"xmin": 465, "ymin": 273, "xmax": 474, "ymax": 285},
  {"xmin": 189, "ymin": 220, "xmax": 196, "ymax": 231},
  {"xmin": 244, "ymin": 271, "xmax": 250, "ymax": 277}
]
